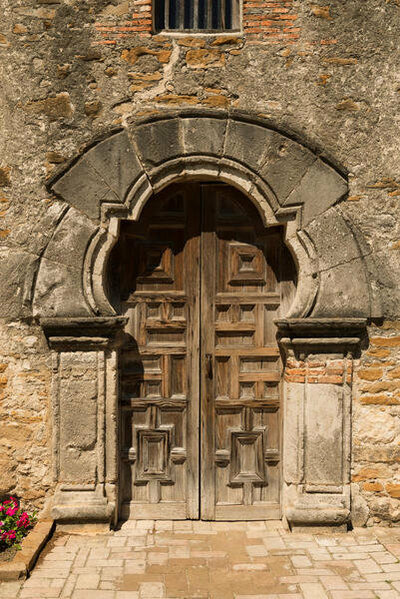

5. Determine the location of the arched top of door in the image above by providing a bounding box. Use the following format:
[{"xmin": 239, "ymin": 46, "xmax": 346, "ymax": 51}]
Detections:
[{"xmin": 33, "ymin": 109, "xmax": 382, "ymax": 321}]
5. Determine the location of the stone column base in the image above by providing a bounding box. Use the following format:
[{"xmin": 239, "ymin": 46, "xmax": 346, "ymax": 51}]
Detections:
[{"xmin": 51, "ymin": 484, "xmax": 115, "ymax": 527}]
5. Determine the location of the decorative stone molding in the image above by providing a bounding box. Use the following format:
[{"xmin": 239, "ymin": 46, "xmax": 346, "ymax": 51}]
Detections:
[
  {"xmin": 33, "ymin": 110, "xmax": 382, "ymax": 528},
  {"xmin": 32, "ymin": 109, "xmax": 383, "ymax": 322},
  {"xmin": 276, "ymin": 318, "xmax": 367, "ymax": 530},
  {"xmin": 42, "ymin": 317, "xmax": 126, "ymax": 526}
]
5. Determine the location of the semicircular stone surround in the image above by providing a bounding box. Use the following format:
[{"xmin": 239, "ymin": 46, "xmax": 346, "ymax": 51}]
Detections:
[{"xmin": 33, "ymin": 110, "xmax": 381, "ymax": 320}]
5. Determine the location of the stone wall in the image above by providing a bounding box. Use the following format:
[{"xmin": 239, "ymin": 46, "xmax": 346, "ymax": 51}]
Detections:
[
  {"xmin": 0, "ymin": 322, "xmax": 52, "ymax": 509},
  {"xmin": 352, "ymin": 324, "xmax": 400, "ymax": 525},
  {"xmin": 0, "ymin": 0, "xmax": 400, "ymax": 523}
]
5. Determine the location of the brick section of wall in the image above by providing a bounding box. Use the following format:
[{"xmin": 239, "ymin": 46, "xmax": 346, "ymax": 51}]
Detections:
[
  {"xmin": 243, "ymin": 0, "xmax": 300, "ymax": 44},
  {"xmin": 284, "ymin": 357, "xmax": 352, "ymax": 385},
  {"xmin": 352, "ymin": 327, "xmax": 400, "ymax": 525},
  {"xmin": 94, "ymin": 0, "xmax": 300, "ymax": 45},
  {"xmin": 95, "ymin": 0, "xmax": 152, "ymax": 43}
]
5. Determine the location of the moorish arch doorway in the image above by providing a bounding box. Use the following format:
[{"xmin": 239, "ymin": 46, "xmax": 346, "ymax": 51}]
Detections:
[
  {"xmin": 108, "ymin": 181, "xmax": 297, "ymax": 520},
  {"xmin": 37, "ymin": 112, "xmax": 375, "ymax": 530}
]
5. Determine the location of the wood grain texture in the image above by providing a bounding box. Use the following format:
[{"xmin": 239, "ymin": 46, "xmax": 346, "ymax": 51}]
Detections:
[{"xmin": 111, "ymin": 183, "xmax": 296, "ymax": 520}]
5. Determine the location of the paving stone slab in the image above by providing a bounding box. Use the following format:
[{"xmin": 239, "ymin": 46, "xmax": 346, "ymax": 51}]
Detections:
[{"xmin": 7, "ymin": 523, "xmax": 400, "ymax": 599}]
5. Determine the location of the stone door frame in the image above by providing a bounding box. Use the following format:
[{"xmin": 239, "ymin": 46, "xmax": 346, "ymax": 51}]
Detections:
[{"xmin": 37, "ymin": 109, "xmax": 380, "ymax": 529}]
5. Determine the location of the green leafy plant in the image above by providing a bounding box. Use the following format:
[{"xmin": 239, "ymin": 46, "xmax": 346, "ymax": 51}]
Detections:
[{"xmin": 0, "ymin": 496, "xmax": 37, "ymax": 551}]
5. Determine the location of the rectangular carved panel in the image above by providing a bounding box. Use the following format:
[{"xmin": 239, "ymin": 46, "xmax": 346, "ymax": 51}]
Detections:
[
  {"xmin": 58, "ymin": 352, "xmax": 100, "ymax": 485},
  {"xmin": 305, "ymin": 384, "xmax": 344, "ymax": 487},
  {"xmin": 230, "ymin": 431, "xmax": 266, "ymax": 484},
  {"xmin": 137, "ymin": 430, "xmax": 170, "ymax": 480}
]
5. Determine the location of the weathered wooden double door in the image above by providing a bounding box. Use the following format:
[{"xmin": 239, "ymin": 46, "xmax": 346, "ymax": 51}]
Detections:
[{"xmin": 117, "ymin": 183, "xmax": 295, "ymax": 520}]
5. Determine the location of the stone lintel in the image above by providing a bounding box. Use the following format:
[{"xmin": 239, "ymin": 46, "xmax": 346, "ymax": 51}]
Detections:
[
  {"xmin": 41, "ymin": 317, "xmax": 127, "ymax": 350},
  {"xmin": 280, "ymin": 337, "xmax": 361, "ymax": 346},
  {"xmin": 276, "ymin": 318, "xmax": 367, "ymax": 357},
  {"xmin": 275, "ymin": 317, "xmax": 367, "ymax": 334}
]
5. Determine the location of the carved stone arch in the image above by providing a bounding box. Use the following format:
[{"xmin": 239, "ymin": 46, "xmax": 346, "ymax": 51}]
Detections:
[
  {"xmin": 34, "ymin": 109, "xmax": 380, "ymax": 321},
  {"xmin": 36, "ymin": 110, "xmax": 381, "ymax": 529}
]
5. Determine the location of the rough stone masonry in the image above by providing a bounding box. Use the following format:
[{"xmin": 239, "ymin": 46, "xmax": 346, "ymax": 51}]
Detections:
[{"xmin": 0, "ymin": 0, "xmax": 400, "ymax": 528}]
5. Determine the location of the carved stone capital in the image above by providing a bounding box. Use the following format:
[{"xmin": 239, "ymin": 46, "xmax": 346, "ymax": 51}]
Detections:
[
  {"xmin": 276, "ymin": 317, "xmax": 367, "ymax": 358},
  {"xmin": 41, "ymin": 317, "xmax": 127, "ymax": 351}
]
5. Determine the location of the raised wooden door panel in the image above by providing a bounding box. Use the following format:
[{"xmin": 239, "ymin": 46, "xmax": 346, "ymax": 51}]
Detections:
[
  {"xmin": 117, "ymin": 185, "xmax": 201, "ymax": 519},
  {"xmin": 113, "ymin": 182, "xmax": 295, "ymax": 520},
  {"xmin": 201, "ymin": 186, "xmax": 291, "ymax": 520}
]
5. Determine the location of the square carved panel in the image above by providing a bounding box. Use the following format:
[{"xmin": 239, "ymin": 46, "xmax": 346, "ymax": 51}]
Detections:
[
  {"xmin": 137, "ymin": 245, "xmax": 174, "ymax": 284},
  {"xmin": 230, "ymin": 431, "xmax": 266, "ymax": 484},
  {"xmin": 229, "ymin": 244, "xmax": 266, "ymax": 286},
  {"xmin": 136, "ymin": 429, "xmax": 171, "ymax": 482}
]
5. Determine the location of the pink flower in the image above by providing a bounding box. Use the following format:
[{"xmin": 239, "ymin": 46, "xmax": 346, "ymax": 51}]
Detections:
[
  {"xmin": 16, "ymin": 514, "xmax": 30, "ymax": 528},
  {"xmin": 7, "ymin": 530, "xmax": 16, "ymax": 540},
  {"xmin": 6, "ymin": 507, "xmax": 17, "ymax": 516}
]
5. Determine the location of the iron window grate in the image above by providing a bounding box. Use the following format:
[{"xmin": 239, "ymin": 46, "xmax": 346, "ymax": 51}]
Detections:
[{"xmin": 154, "ymin": 0, "xmax": 240, "ymax": 32}]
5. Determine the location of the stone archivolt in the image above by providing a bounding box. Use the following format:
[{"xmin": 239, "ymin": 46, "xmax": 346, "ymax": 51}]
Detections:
[
  {"xmin": 33, "ymin": 110, "xmax": 381, "ymax": 528},
  {"xmin": 34, "ymin": 109, "xmax": 381, "ymax": 323}
]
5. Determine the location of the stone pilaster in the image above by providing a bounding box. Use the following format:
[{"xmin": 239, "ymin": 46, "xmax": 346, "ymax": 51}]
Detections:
[
  {"xmin": 41, "ymin": 317, "xmax": 126, "ymax": 527},
  {"xmin": 276, "ymin": 318, "xmax": 367, "ymax": 531}
]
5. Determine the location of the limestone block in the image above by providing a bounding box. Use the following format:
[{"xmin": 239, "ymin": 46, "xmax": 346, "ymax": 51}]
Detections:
[
  {"xmin": 284, "ymin": 159, "xmax": 348, "ymax": 225},
  {"xmin": 33, "ymin": 259, "xmax": 90, "ymax": 317},
  {"xmin": 52, "ymin": 157, "xmax": 119, "ymax": 220},
  {"xmin": 354, "ymin": 406, "xmax": 398, "ymax": 444},
  {"xmin": 51, "ymin": 486, "xmax": 113, "ymax": 524},
  {"xmin": 312, "ymin": 259, "xmax": 371, "ymax": 317},
  {"xmin": 133, "ymin": 118, "xmax": 182, "ymax": 168},
  {"xmin": 224, "ymin": 120, "xmax": 275, "ymax": 172},
  {"xmin": 305, "ymin": 384, "xmax": 343, "ymax": 487},
  {"xmin": 58, "ymin": 352, "xmax": 98, "ymax": 485},
  {"xmin": 0, "ymin": 449, "xmax": 16, "ymax": 495},
  {"xmin": 259, "ymin": 134, "xmax": 316, "ymax": 204},
  {"xmin": 186, "ymin": 48, "xmax": 225, "ymax": 68},
  {"xmin": 305, "ymin": 208, "xmax": 362, "ymax": 271},
  {"xmin": 181, "ymin": 116, "xmax": 227, "ymax": 157},
  {"xmin": 51, "ymin": 131, "xmax": 143, "ymax": 220},
  {"xmin": 283, "ymin": 382, "xmax": 304, "ymax": 484},
  {"xmin": 84, "ymin": 130, "xmax": 143, "ymax": 202},
  {"xmin": 350, "ymin": 483, "xmax": 370, "ymax": 527},
  {"xmin": 33, "ymin": 209, "xmax": 98, "ymax": 317},
  {"xmin": 43, "ymin": 208, "xmax": 97, "ymax": 270}
]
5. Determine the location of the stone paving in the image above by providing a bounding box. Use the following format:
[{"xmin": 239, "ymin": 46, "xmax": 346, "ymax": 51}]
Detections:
[{"xmin": 2, "ymin": 521, "xmax": 400, "ymax": 598}]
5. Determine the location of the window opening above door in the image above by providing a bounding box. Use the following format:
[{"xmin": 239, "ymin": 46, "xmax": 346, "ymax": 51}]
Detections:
[{"xmin": 154, "ymin": 0, "xmax": 241, "ymax": 33}]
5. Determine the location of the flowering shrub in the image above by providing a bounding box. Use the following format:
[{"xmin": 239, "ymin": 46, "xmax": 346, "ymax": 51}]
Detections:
[{"xmin": 0, "ymin": 497, "xmax": 37, "ymax": 551}]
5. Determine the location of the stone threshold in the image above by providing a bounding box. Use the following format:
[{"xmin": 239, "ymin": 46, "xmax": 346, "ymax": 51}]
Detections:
[{"xmin": 0, "ymin": 520, "xmax": 54, "ymax": 581}]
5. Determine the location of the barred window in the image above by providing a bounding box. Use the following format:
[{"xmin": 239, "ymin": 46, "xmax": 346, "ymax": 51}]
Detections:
[{"xmin": 154, "ymin": 0, "xmax": 240, "ymax": 32}]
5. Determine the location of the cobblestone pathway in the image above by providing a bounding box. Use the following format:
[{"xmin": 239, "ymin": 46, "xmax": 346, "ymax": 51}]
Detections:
[{"xmin": 2, "ymin": 521, "xmax": 400, "ymax": 599}]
